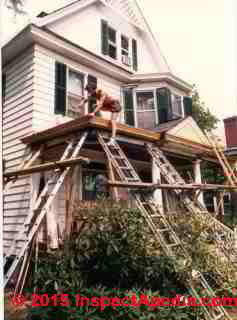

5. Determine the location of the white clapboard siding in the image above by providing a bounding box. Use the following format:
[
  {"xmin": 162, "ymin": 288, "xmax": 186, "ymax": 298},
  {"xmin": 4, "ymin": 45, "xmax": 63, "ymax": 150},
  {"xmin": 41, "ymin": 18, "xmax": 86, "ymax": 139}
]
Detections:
[
  {"xmin": 3, "ymin": 49, "xmax": 34, "ymax": 254},
  {"xmin": 6, "ymin": 62, "xmax": 34, "ymax": 87},
  {"xmin": 3, "ymin": 140, "xmax": 24, "ymax": 152},
  {"xmin": 3, "ymin": 208, "xmax": 29, "ymax": 217},
  {"xmin": 3, "ymin": 127, "xmax": 33, "ymax": 146},
  {"xmin": 5, "ymin": 71, "xmax": 34, "ymax": 96},
  {"xmin": 4, "ymin": 192, "xmax": 31, "ymax": 203},
  {"xmin": 3, "ymin": 103, "xmax": 33, "ymax": 124},
  {"xmin": 3, "ymin": 90, "xmax": 34, "ymax": 113},
  {"xmin": 3, "ymin": 185, "xmax": 31, "ymax": 196},
  {"xmin": 4, "ymin": 232, "xmax": 27, "ymax": 241},
  {"xmin": 4, "ymin": 78, "xmax": 34, "ymax": 102}
]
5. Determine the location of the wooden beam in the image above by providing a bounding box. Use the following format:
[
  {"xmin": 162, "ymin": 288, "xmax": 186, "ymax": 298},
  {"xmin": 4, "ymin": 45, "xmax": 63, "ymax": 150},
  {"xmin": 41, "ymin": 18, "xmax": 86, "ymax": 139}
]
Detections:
[
  {"xmin": 107, "ymin": 181, "xmax": 237, "ymax": 190},
  {"xmin": 4, "ymin": 157, "xmax": 90, "ymax": 179}
]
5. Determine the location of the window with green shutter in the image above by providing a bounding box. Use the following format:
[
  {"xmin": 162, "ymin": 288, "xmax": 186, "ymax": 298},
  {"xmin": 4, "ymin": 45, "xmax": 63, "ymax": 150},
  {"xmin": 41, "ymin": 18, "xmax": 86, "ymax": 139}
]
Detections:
[
  {"xmin": 87, "ymin": 74, "xmax": 98, "ymax": 113},
  {"xmin": 123, "ymin": 88, "xmax": 135, "ymax": 126},
  {"xmin": 132, "ymin": 39, "xmax": 138, "ymax": 71},
  {"xmin": 101, "ymin": 20, "xmax": 109, "ymax": 55},
  {"xmin": 101, "ymin": 20, "xmax": 117, "ymax": 59},
  {"xmin": 183, "ymin": 96, "xmax": 193, "ymax": 117},
  {"xmin": 55, "ymin": 62, "xmax": 67, "ymax": 115},
  {"xmin": 156, "ymin": 87, "xmax": 172, "ymax": 124}
]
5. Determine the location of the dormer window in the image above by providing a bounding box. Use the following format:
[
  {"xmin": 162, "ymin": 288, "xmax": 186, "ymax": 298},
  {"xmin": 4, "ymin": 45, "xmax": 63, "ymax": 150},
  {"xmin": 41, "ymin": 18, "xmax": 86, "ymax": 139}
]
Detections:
[{"xmin": 101, "ymin": 20, "xmax": 137, "ymax": 70}]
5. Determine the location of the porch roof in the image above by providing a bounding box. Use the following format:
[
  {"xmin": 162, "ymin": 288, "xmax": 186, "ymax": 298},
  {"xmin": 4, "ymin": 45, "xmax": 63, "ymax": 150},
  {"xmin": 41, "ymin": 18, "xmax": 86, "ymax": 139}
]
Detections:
[{"xmin": 21, "ymin": 116, "xmax": 161, "ymax": 145}]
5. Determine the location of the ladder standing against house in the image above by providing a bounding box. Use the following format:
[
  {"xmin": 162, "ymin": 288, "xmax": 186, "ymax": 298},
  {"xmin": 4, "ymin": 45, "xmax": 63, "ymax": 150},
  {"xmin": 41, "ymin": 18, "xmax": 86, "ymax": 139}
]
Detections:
[
  {"xmin": 147, "ymin": 144, "xmax": 237, "ymax": 266},
  {"xmin": 4, "ymin": 131, "xmax": 89, "ymax": 288},
  {"xmin": 4, "ymin": 129, "xmax": 234, "ymax": 319},
  {"xmin": 97, "ymin": 132, "xmax": 232, "ymax": 320},
  {"xmin": 206, "ymin": 131, "xmax": 237, "ymax": 187}
]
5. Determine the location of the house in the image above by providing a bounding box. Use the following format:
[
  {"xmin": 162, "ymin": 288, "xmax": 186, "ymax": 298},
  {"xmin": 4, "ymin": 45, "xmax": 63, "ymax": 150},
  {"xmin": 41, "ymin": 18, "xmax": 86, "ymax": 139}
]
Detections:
[{"xmin": 2, "ymin": 0, "xmax": 219, "ymax": 255}]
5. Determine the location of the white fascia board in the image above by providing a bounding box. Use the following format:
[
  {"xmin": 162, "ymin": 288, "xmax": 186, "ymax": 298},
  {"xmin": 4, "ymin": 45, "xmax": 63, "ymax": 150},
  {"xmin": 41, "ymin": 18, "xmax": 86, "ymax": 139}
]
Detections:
[
  {"xmin": 130, "ymin": 72, "xmax": 193, "ymax": 93},
  {"xmin": 34, "ymin": 0, "xmax": 98, "ymax": 27}
]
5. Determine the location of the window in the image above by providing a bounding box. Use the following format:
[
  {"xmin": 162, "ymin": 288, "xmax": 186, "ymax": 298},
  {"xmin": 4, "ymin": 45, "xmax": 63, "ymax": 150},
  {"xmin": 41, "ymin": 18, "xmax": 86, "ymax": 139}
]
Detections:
[
  {"xmin": 121, "ymin": 35, "xmax": 131, "ymax": 66},
  {"xmin": 136, "ymin": 91, "xmax": 156, "ymax": 129},
  {"xmin": 171, "ymin": 94, "xmax": 182, "ymax": 118},
  {"xmin": 82, "ymin": 170, "xmax": 109, "ymax": 201},
  {"xmin": 55, "ymin": 62, "xmax": 86, "ymax": 118},
  {"xmin": 67, "ymin": 69, "xmax": 84, "ymax": 118},
  {"xmin": 123, "ymin": 87, "xmax": 185, "ymax": 129},
  {"xmin": 108, "ymin": 26, "xmax": 117, "ymax": 59},
  {"xmin": 101, "ymin": 20, "xmax": 137, "ymax": 68}
]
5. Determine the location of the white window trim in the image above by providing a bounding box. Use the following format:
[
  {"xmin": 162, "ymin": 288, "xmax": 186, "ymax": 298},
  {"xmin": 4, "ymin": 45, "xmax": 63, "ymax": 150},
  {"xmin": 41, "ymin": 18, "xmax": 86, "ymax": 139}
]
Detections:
[
  {"xmin": 123, "ymin": 87, "xmax": 185, "ymax": 127},
  {"xmin": 171, "ymin": 93, "xmax": 184, "ymax": 119},
  {"xmin": 134, "ymin": 89, "xmax": 158, "ymax": 128},
  {"xmin": 66, "ymin": 67, "xmax": 85, "ymax": 116},
  {"xmin": 121, "ymin": 34, "xmax": 131, "ymax": 66},
  {"xmin": 102, "ymin": 23, "xmax": 132, "ymax": 68}
]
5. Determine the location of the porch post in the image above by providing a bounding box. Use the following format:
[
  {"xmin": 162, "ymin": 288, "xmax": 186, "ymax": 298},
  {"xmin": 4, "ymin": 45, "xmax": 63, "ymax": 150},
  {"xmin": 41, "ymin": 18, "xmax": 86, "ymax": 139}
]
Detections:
[
  {"xmin": 152, "ymin": 159, "xmax": 164, "ymax": 213},
  {"xmin": 193, "ymin": 159, "xmax": 204, "ymax": 205}
]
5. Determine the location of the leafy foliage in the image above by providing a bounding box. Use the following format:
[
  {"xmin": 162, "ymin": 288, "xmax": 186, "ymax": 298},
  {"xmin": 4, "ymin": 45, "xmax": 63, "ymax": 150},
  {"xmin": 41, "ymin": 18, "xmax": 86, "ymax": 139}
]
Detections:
[
  {"xmin": 28, "ymin": 201, "xmax": 235, "ymax": 319},
  {"xmin": 192, "ymin": 86, "xmax": 219, "ymax": 131},
  {"xmin": 28, "ymin": 201, "xmax": 207, "ymax": 319}
]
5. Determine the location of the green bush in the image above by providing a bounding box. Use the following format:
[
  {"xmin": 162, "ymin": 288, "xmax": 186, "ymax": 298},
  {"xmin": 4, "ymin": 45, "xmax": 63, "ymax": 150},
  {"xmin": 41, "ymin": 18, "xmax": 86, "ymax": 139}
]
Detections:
[
  {"xmin": 28, "ymin": 200, "xmax": 224, "ymax": 319},
  {"xmin": 32, "ymin": 201, "xmax": 185, "ymax": 294}
]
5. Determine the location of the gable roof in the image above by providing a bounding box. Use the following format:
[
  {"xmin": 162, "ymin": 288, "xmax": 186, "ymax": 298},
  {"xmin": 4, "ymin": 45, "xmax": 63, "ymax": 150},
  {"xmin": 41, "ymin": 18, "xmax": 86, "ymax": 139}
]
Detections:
[
  {"xmin": 34, "ymin": 0, "xmax": 171, "ymax": 73},
  {"xmin": 166, "ymin": 116, "xmax": 211, "ymax": 147},
  {"xmin": 153, "ymin": 118, "xmax": 184, "ymax": 134}
]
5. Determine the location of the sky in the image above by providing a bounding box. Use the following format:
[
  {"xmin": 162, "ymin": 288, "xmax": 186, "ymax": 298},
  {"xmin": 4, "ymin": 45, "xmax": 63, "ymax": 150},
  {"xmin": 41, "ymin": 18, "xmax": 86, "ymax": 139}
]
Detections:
[{"xmin": 2, "ymin": 0, "xmax": 237, "ymax": 129}]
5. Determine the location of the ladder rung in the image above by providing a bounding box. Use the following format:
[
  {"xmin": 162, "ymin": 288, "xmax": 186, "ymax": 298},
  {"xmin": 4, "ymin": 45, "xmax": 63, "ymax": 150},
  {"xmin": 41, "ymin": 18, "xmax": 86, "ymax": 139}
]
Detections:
[
  {"xmin": 167, "ymin": 243, "xmax": 180, "ymax": 248},
  {"xmin": 158, "ymin": 228, "xmax": 170, "ymax": 232},
  {"xmin": 150, "ymin": 214, "xmax": 163, "ymax": 218}
]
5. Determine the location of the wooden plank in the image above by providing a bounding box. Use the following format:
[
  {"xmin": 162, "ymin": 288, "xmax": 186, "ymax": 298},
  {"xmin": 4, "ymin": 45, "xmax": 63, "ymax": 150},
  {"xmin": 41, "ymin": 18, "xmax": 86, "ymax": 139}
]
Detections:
[
  {"xmin": 107, "ymin": 181, "xmax": 237, "ymax": 190},
  {"xmin": 21, "ymin": 116, "xmax": 161, "ymax": 145},
  {"xmin": 4, "ymin": 156, "xmax": 90, "ymax": 178}
]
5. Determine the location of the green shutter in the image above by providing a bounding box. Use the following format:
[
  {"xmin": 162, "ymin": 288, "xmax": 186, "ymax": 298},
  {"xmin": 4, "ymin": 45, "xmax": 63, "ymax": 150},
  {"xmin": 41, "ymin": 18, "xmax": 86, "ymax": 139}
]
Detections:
[
  {"xmin": 55, "ymin": 62, "xmax": 67, "ymax": 115},
  {"xmin": 101, "ymin": 20, "xmax": 109, "ymax": 55},
  {"xmin": 87, "ymin": 74, "xmax": 98, "ymax": 113},
  {"xmin": 123, "ymin": 88, "xmax": 135, "ymax": 126},
  {"xmin": 183, "ymin": 96, "xmax": 193, "ymax": 117},
  {"xmin": 2, "ymin": 73, "xmax": 6, "ymax": 103},
  {"xmin": 132, "ymin": 39, "xmax": 138, "ymax": 71},
  {"xmin": 156, "ymin": 88, "xmax": 172, "ymax": 124}
]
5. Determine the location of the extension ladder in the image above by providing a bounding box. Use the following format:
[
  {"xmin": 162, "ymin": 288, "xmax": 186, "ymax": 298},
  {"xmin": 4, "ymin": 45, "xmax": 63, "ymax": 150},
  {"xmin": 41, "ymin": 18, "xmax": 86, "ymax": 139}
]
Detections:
[
  {"xmin": 4, "ymin": 131, "xmax": 88, "ymax": 287},
  {"xmin": 147, "ymin": 143, "xmax": 237, "ymax": 266},
  {"xmin": 97, "ymin": 133, "xmax": 231, "ymax": 320},
  {"xmin": 206, "ymin": 132, "xmax": 237, "ymax": 187}
]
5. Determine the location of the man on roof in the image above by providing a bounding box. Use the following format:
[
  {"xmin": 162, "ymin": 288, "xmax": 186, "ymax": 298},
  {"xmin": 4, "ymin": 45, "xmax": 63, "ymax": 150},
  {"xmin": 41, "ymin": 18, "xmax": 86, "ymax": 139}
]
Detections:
[{"xmin": 78, "ymin": 84, "xmax": 122, "ymax": 145}]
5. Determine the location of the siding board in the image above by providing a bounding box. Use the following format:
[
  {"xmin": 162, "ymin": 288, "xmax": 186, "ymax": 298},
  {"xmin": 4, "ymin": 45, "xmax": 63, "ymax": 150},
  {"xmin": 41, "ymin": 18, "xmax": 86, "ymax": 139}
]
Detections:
[{"xmin": 3, "ymin": 50, "xmax": 34, "ymax": 254}]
